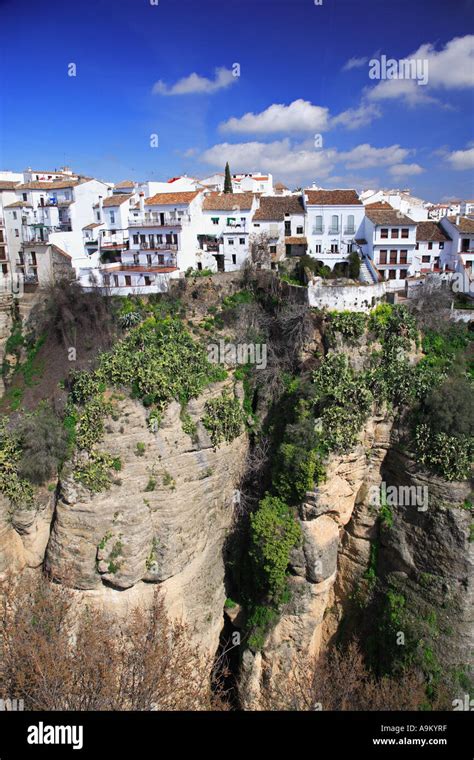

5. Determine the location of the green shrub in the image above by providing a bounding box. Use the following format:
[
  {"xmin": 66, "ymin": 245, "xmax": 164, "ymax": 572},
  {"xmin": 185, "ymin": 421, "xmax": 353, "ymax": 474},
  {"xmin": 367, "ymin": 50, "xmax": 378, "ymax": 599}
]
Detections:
[
  {"xmin": 202, "ymin": 392, "xmax": 243, "ymax": 447},
  {"xmin": 328, "ymin": 311, "xmax": 367, "ymax": 343},
  {"xmin": 250, "ymin": 495, "xmax": 301, "ymax": 601},
  {"xmin": 74, "ymin": 451, "xmax": 116, "ymax": 492},
  {"xmin": 16, "ymin": 403, "xmax": 69, "ymax": 485}
]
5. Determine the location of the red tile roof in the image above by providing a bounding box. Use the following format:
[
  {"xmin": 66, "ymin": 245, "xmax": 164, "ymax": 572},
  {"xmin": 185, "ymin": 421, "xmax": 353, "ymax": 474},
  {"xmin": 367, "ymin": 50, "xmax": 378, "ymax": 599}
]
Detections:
[
  {"xmin": 305, "ymin": 189, "xmax": 362, "ymax": 206},
  {"xmin": 145, "ymin": 191, "xmax": 201, "ymax": 206}
]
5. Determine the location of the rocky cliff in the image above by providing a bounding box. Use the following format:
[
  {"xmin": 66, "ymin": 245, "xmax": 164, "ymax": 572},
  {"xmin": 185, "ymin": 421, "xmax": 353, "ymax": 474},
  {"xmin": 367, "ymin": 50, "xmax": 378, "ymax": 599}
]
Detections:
[
  {"xmin": 240, "ymin": 411, "xmax": 473, "ymax": 708},
  {"xmin": 3, "ymin": 381, "xmax": 248, "ymax": 658}
]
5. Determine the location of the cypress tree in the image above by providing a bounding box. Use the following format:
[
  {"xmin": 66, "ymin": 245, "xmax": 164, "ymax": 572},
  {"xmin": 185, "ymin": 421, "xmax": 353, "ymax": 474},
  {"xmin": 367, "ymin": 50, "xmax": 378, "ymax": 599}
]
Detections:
[{"xmin": 224, "ymin": 162, "xmax": 233, "ymax": 193}]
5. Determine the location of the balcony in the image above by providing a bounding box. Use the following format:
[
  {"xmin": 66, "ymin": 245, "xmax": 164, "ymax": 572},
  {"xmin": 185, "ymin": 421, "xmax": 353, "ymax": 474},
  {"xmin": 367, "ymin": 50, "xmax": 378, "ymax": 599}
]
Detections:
[
  {"xmin": 100, "ymin": 240, "xmax": 130, "ymax": 250},
  {"xmin": 128, "ymin": 213, "xmax": 190, "ymax": 227},
  {"xmin": 343, "ymin": 228, "xmax": 355, "ymax": 236},
  {"xmin": 328, "ymin": 227, "xmax": 340, "ymax": 235},
  {"xmin": 136, "ymin": 241, "xmax": 178, "ymax": 251},
  {"xmin": 312, "ymin": 227, "xmax": 324, "ymax": 235}
]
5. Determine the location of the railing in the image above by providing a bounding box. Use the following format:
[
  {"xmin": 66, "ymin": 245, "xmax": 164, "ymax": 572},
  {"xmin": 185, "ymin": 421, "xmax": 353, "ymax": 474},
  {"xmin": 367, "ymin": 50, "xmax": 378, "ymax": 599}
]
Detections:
[
  {"xmin": 343, "ymin": 228, "xmax": 355, "ymax": 235},
  {"xmin": 128, "ymin": 214, "xmax": 190, "ymax": 227},
  {"xmin": 312, "ymin": 227, "xmax": 324, "ymax": 235},
  {"xmin": 107, "ymin": 260, "xmax": 177, "ymax": 271},
  {"xmin": 137, "ymin": 242, "xmax": 178, "ymax": 251},
  {"xmin": 101, "ymin": 241, "xmax": 130, "ymax": 249}
]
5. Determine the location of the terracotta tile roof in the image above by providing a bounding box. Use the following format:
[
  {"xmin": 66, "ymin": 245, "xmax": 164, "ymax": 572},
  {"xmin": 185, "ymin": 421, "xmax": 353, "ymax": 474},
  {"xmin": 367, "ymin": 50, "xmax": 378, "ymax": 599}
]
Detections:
[
  {"xmin": 51, "ymin": 244, "xmax": 73, "ymax": 260},
  {"xmin": 305, "ymin": 189, "xmax": 362, "ymax": 206},
  {"xmin": 365, "ymin": 200, "xmax": 394, "ymax": 209},
  {"xmin": 16, "ymin": 179, "xmax": 82, "ymax": 190},
  {"xmin": 102, "ymin": 264, "xmax": 178, "ymax": 274},
  {"xmin": 203, "ymin": 192, "xmax": 255, "ymax": 211},
  {"xmin": 446, "ymin": 216, "xmax": 474, "ymax": 233},
  {"xmin": 365, "ymin": 208, "xmax": 415, "ymax": 225},
  {"xmin": 253, "ymin": 195, "xmax": 305, "ymax": 221},
  {"xmin": 0, "ymin": 181, "xmax": 20, "ymax": 190},
  {"xmin": 4, "ymin": 200, "xmax": 32, "ymax": 208},
  {"xmin": 416, "ymin": 222, "xmax": 450, "ymax": 242},
  {"xmin": 115, "ymin": 180, "xmax": 135, "ymax": 188},
  {"xmin": 274, "ymin": 182, "xmax": 288, "ymax": 190},
  {"xmin": 251, "ymin": 176, "xmax": 268, "ymax": 181},
  {"xmin": 82, "ymin": 222, "xmax": 103, "ymax": 230},
  {"xmin": 285, "ymin": 236, "xmax": 307, "ymax": 245},
  {"xmin": 93, "ymin": 194, "xmax": 133, "ymax": 208},
  {"xmin": 145, "ymin": 191, "xmax": 201, "ymax": 206}
]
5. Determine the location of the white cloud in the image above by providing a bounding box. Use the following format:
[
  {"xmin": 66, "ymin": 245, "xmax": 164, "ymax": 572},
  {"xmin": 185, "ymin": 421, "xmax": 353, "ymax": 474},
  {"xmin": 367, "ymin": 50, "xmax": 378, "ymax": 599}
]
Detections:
[
  {"xmin": 445, "ymin": 147, "xmax": 474, "ymax": 170},
  {"xmin": 367, "ymin": 35, "xmax": 474, "ymax": 105},
  {"xmin": 331, "ymin": 102, "xmax": 382, "ymax": 130},
  {"xmin": 201, "ymin": 139, "xmax": 336, "ymax": 183},
  {"xmin": 343, "ymin": 56, "xmax": 368, "ymax": 71},
  {"xmin": 152, "ymin": 67, "xmax": 236, "ymax": 95},
  {"xmin": 340, "ymin": 143, "xmax": 411, "ymax": 169},
  {"xmin": 219, "ymin": 99, "xmax": 330, "ymax": 134},
  {"xmin": 389, "ymin": 163, "xmax": 425, "ymax": 178},
  {"xmin": 200, "ymin": 139, "xmax": 418, "ymax": 186}
]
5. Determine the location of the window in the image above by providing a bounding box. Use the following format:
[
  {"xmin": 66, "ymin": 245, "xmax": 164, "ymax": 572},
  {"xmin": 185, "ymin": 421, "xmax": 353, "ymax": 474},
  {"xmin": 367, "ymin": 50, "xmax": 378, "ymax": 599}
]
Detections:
[
  {"xmin": 390, "ymin": 250, "xmax": 397, "ymax": 264},
  {"xmin": 15, "ymin": 229, "xmax": 19, "ymax": 237},
  {"xmin": 314, "ymin": 215, "xmax": 323, "ymax": 233},
  {"xmin": 211, "ymin": 217, "xmax": 219, "ymax": 225},
  {"xmin": 400, "ymin": 251, "xmax": 408, "ymax": 264},
  {"xmin": 399, "ymin": 270, "xmax": 407, "ymax": 279},
  {"xmin": 381, "ymin": 228, "xmax": 388, "ymax": 239},
  {"xmin": 254, "ymin": 223, "xmax": 260, "ymax": 227},
  {"xmin": 125, "ymin": 276, "xmax": 132, "ymax": 287},
  {"xmin": 346, "ymin": 214, "xmax": 355, "ymax": 233},
  {"xmin": 270, "ymin": 245, "xmax": 277, "ymax": 254},
  {"xmin": 401, "ymin": 228, "xmax": 409, "ymax": 239},
  {"xmin": 22, "ymin": 193, "xmax": 27, "ymax": 201},
  {"xmin": 239, "ymin": 238, "xmax": 245, "ymax": 245},
  {"xmin": 296, "ymin": 226, "xmax": 303, "ymax": 235},
  {"xmin": 347, "ymin": 243, "xmax": 353, "ymax": 253},
  {"xmin": 422, "ymin": 255, "xmax": 430, "ymax": 263},
  {"xmin": 434, "ymin": 257, "xmax": 440, "ymax": 266},
  {"xmin": 232, "ymin": 254, "xmax": 236, "ymax": 265},
  {"xmin": 388, "ymin": 270, "xmax": 396, "ymax": 280},
  {"xmin": 379, "ymin": 250, "xmax": 387, "ymax": 264},
  {"xmin": 285, "ymin": 221, "xmax": 291, "ymax": 235},
  {"xmin": 391, "ymin": 228, "xmax": 399, "ymax": 239},
  {"xmin": 197, "ymin": 262, "xmax": 202, "ymax": 271},
  {"xmin": 228, "ymin": 238, "xmax": 234, "ymax": 245},
  {"xmin": 428, "ymin": 242, "xmax": 433, "ymax": 250},
  {"xmin": 415, "ymin": 242, "xmax": 419, "ymax": 250},
  {"xmin": 110, "ymin": 213, "xmax": 115, "ymax": 224},
  {"xmin": 439, "ymin": 242, "xmax": 444, "ymax": 250},
  {"xmin": 97, "ymin": 213, "xmax": 101, "ymax": 221},
  {"xmin": 330, "ymin": 244, "xmax": 338, "ymax": 253},
  {"xmin": 330, "ymin": 215, "xmax": 339, "ymax": 233},
  {"xmin": 314, "ymin": 244, "xmax": 321, "ymax": 253},
  {"xmin": 12, "ymin": 212, "xmax": 17, "ymax": 220}
]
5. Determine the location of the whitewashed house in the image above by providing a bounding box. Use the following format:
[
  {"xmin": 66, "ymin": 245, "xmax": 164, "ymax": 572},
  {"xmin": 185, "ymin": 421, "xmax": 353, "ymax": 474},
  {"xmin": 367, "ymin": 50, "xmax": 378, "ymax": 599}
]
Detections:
[
  {"xmin": 361, "ymin": 189, "xmax": 429, "ymax": 221},
  {"xmin": 251, "ymin": 195, "xmax": 307, "ymax": 264},
  {"xmin": 358, "ymin": 202, "xmax": 417, "ymax": 290},
  {"xmin": 200, "ymin": 192, "xmax": 257, "ymax": 271},
  {"xmin": 305, "ymin": 189, "xmax": 364, "ymax": 270},
  {"xmin": 439, "ymin": 216, "xmax": 474, "ymax": 292},
  {"xmin": 413, "ymin": 221, "xmax": 452, "ymax": 276},
  {"xmin": 232, "ymin": 173, "xmax": 273, "ymax": 195}
]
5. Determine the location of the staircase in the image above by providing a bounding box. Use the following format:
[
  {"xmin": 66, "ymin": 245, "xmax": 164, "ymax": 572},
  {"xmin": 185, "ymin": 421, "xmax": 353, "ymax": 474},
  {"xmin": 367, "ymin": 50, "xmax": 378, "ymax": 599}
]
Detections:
[{"xmin": 359, "ymin": 259, "xmax": 377, "ymax": 284}]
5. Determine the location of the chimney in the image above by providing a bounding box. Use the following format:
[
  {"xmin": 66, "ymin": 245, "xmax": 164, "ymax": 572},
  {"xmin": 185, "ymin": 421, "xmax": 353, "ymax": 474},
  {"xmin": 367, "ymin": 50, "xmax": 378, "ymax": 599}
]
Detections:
[
  {"xmin": 98, "ymin": 195, "xmax": 103, "ymax": 221},
  {"xmin": 107, "ymin": 186, "xmax": 113, "ymax": 197},
  {"xmin": 139, "ymin": 192, "xmax": 145, "ymax": 213}
]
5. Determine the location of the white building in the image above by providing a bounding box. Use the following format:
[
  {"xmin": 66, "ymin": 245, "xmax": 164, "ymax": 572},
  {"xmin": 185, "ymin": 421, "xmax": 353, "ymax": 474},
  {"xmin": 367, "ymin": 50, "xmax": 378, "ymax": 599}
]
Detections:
[
  {"xmin": 251, "ymin": 195, "xmax": 307, "ymax": 263},
  {"xmin": 305, "ymin": 189, "xmax": 364, "ymax": 270},
  {"xmin": 232, "ymin": 173, "xmax": 273, "ymax": 195},
  {"xmin": 413, "ymin": 221, "xmax": 452, "ymax": 276},
  {"xmin": 439, "ymin": 216, "xmax": 474, "ymax": 290},
  {"xmin": 361, "ymin": 188, "xmax": 429, "ymax": 221},
  {"xmin": 96, "ymin": 190, "xmax": 203, "ymax": 294},
  {"xmin": 6, "ymin": 176, "xmax": 110, "ymax": 279},
  {"xmin": 0, "ymin": 177, "xmax": 22, "ymax": 281},
  {"xmin": 358, "ymin": 202, "xmax": 417, "ymax": 290},
  {"xmin": 200, "ymin": 192, "xmax": 257, "ymax": 271}
]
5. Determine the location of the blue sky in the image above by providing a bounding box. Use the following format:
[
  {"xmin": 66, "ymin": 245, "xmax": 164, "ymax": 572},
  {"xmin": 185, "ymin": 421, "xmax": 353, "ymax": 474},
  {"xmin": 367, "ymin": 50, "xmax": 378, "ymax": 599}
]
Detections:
[{"xmin": 1, "ymin": 0, "xmax": 473, "ymax": 200}]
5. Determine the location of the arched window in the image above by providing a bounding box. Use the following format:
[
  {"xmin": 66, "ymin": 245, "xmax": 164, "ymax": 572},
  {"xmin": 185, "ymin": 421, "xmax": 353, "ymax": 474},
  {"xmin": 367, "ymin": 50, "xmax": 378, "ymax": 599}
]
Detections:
[
  {"xmin": 346, "ymin": 214, "xmax": 355, "ymax": 233},
  {"xmin": 331, "ymin": 215, "xmax": 339, "ymax": 233}
]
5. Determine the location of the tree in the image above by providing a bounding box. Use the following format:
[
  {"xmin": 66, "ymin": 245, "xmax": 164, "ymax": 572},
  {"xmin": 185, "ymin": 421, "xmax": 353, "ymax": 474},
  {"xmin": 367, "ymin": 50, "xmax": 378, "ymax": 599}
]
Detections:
[
  {"xmin": 16, "ymin": 402, "xmax": 69, "ymax": 484},
  {"xmin": 0, "ymin": 576, "xmax": 225, "ymax": 711},
  {"xmin": 224, "ymin": 162, "xmax": 233, "ymax": 194},
  {"xmin": 348, "ymin": 251, "xmax": 361, "ymax": 279}
]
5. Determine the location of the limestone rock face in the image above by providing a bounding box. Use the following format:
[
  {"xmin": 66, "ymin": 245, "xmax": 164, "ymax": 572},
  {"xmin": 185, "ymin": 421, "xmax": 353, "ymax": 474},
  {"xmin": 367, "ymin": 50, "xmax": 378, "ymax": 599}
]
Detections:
[
  {"xmin": 45, "ymin": 384, "xmax": 248, "ymax": 654},
  {"xmin": 0, "ymin": 491, "xmax": 55, "ymax": 581}
]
